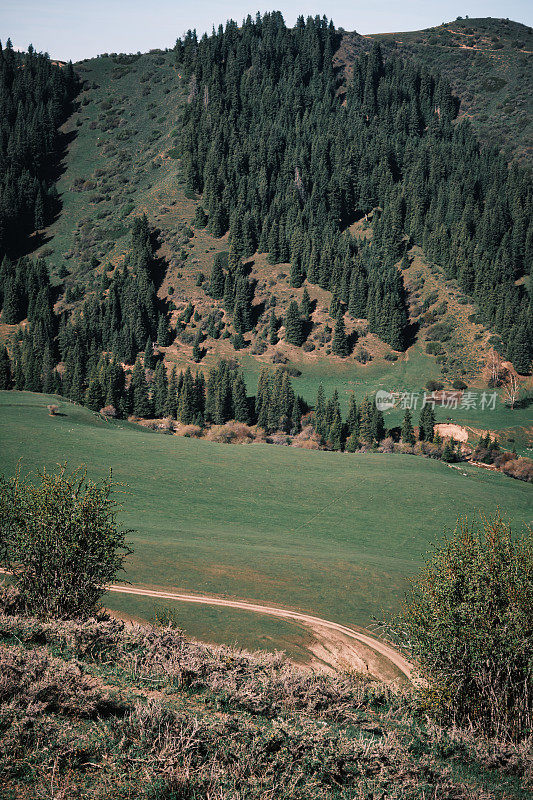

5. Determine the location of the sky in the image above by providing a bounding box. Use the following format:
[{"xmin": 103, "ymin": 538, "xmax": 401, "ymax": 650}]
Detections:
[{"xmin": 3, "ymin": 0, "xmax": 533, "ymax": 62}]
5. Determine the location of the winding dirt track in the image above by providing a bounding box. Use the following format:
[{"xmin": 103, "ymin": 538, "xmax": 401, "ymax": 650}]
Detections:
[{"xmin": 105, "ymin": 583, "xmax": 416, "ymax": 682}]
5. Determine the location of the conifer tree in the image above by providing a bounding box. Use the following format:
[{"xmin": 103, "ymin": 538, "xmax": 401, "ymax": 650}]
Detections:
[
  {"xmin": 41, "ymin": 344, "xmax": 55, "ymax": 394},
  {"xmin": 157, "ymin": 314, "xmax": 172, "ymax": 347},
  {"xmin": 508, "ymin": 322, "xmax": 531, "ymax": 375},
  {"xmin": 290, "ymin": 258, "xmax": 305, "ymax": 288},
  {"xmin": 0, "ymin": 345, "xmax": 12, "ymax": 389},
  {"xmin": 164, "ymin": 366, "xmax": 178, "ymax": 419},
  {"xmin": 192, "ymin": 331, "xmax": 203, "ymax": 362},
  {"xmin": 284, "ymin": 301, "xmax": 303, "ymax": 346},
  {"xmin": 194, "ymin": 205, "xmax": 208, "ymax": 228},
  {"xmin": 209, "ymin": 253, "xmax": 226, "ymax": 299},
  {"xmin": 143, "ymin": 337, "xmax": 154, "ymax": 369},
  {"xmin": 332, "ymin": 312, "xmax": 349, "ymax": 357},
  {"xmin": 223, "ymin": 273, "xmax": 235, "ymax": 312},
  {"xmin": 131, "ymin": 357, "xmax": 152, "ymax": 418},
  {"xmin": 314, "ymin": 384, "xmax": 327, "ymax": 438},
  {"xmin": 418, "ymin": 403, "xmax": 435, "ymax": 442},
  {"xmin": 345, "ymin": 431, "xmax": 361, "ymax": 452},
  {"xmin": 290, "ymin": 396, "xmax": 302, "ymax": 433},
  {"xmin": 69, "ymin": 360, "xmax": 85, "ymax": 404},
  {"xmin": 346, "ymin": 393, "xmax": 359, "ymax": 435},
  {"xmin": 232, "ymin": 372, "xmax": 249, "ymax": 423},
  {"xmin": 359, "ymin": 397, "xmax": 374, "ymax": 444},
  {"xmin": 178, "ymin": 368, "xmax": 195, "ymax": 423},
  {"xmin": 85, "ymin": 374, "xmax": 104, "ymax": 411},
  {"xmin": 152, "ymin": 362, "xmax": 167, "ymax": 417},
  {"xmin": 401, "ymin": 408, "xmax": 415, "ymax": 445},
  {"xmin": 300, "ymin": 287, "xmax": 311, "ymax": 319},
  {"xmin": 256, "ymin": 368, "xmax": 271, "ymax": 431}
]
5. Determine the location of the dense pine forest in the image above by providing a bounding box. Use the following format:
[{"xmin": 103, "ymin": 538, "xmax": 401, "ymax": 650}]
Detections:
[
  {"xmin": 178, "ymin": 13, "xmax": 532, "ymax": 369},
  {"xmin": 0, "ymin": 13, "xmax": 531, "ymax": 438},
  {"xmin": 0, "ymin": 40, "xmax": 76, "ymax": 258}
]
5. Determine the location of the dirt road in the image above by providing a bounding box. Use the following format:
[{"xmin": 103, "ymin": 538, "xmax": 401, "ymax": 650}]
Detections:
[{"xmin": 105, "ymin": 583, "xmax": 417, "ymax": 682}]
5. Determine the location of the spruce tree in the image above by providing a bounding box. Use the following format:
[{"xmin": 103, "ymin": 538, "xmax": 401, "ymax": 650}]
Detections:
[
  {"xmin": 164, "ymin": 366, "xmax": 178, "ymax": 419},
  {"xmin": 332, "ymin": 312, "xmax": 349, "ymax": 357},
  {"xmin": 509, "ymin": 322, "xmax": 531, "ymax": 375},
  {"xmin": 152, "ymin": 362, "xmax": 167, "ymax": 417},
  {"xmin": 143, "ymin": 337, "xmax": 154, "ymax": 369},
  {"xmin": 359, "ymin": 397, "xmax": 374, "ymax": 444},
  {"xmin": 419, "ymin": 403, "xmax": 436, "ymax": 442},
  {"xmin": 157, "ymin": 314, "xmax": 172, "ymax": 347},
  {"xmin": 300, "ymin": 287, "xmax": 311, "ymax": 319},
  {"xmin": 346, "ymin": 393, "xmax": 359, "ymax": 435},
  {"xmin": 314, "ymin": 384, "xmax": 327, "ymax": 438},
  {"xmin": 284, "ymin": 301, "xmax": 303, "ymax": 346},
  {"xmin": 401, "ymin": 408, "xmax": 415, "ymax": 445},
  {"xmin": 131, "ymin": 357, "xmax": 152, "ymax": 418},
  {"xmin": 193, "ymin": 204, "xmax": 208, "ymax": 228},
  {"xmin": 209, "ymin": 254, "xmax": 226, "ymax": 299},
  {"xmin": 290, "ymin": 396, "xmax": 302, "ymax": 433},
  {"xmin": 232, "ymin": 373, "xmax": 249, "ymax": 423},
  {"xmin": 178, "ymin": 368, "xmax": 195, "ymax": 423},
  {"xmin": 41, "ymin": 344, "xmax": 55, "ymax": 394},
  {"xmin": 192, "ymin": 331, "xmax": 203, "ymax": 362},
  {"xmin": 0, "ymin": 345, "xmax": 12, "ymax": 389},
  {"xmin": 85, "ymin": 374, "xmax": 104, "ymax": 411}
]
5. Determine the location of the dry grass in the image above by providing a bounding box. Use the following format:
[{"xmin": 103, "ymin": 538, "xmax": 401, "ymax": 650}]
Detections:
[{"xmin": 0, "ymin": 590, "xmax": 531, "ymax": 799}]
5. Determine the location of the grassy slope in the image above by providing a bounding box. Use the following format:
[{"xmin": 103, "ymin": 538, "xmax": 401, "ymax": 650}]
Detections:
[
  {"xmin": 25, "ymin": 34, "xmax": 531, "ymax": 450},
  {"xmin": 2, "ymin": 614, "xmax": 529, "ymax": 799},
  {"xmin": 1, "ymin": 391, "xmax": 531, "ymax": 659}
]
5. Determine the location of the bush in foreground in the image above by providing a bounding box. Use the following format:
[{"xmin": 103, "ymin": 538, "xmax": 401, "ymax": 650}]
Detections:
[
  {"xmin": 0, "ymin": 464, "xmax": 131, "ymax": 619},
  {"xmin": 397, "ymin": 513, "xmax": 532, "ymax": 740}
]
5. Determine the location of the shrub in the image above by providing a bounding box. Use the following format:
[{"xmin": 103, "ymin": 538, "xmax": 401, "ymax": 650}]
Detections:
[
  {"xmin": 501, "ymin": 457, "xmax": 533, "ymax": 483},
  {"xmin": 397, "ymin": 513, "xmax": 533, "ymax": 740},
  {"xmin": 452, "ymin": 379, "xmax": 468, "ymax": 390},
  {"xmin": 291, "ymin": 425, "xmax": 322, "ymax": 449},
  {"xmin": 0, "ymin": 465, "xmax": 132, "ymax": 619},
  {"xmin": 47, "ymin": 404, "xmax": 59, "ymax": 416},
  {"xmin": 425, "ymin": 380, "xmax": 444, "ymax": 391},
  {"xmin": 355, "ymin": 347, "xmax": 371, "ymax": 364}
]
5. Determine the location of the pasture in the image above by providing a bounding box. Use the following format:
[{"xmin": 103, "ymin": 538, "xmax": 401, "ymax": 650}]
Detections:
[{"xmin": 0, "ymin": 391, "xmax": 531, "ymax": 660}]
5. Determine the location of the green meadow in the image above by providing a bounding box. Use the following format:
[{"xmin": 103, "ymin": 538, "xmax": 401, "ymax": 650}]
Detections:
[
  {"xmin": 239, "ymin": 349, "xmax": 533, "ymax": 454},
  {"xmin": 1, "ymin": 391, "xmax": 531, "ymax": 657}
]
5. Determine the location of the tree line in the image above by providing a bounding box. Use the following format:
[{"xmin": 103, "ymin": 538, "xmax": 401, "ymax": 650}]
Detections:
[
  {"xmin": 177, "ymin": 13, "xmax": 532, "ymax": 371},
  {"xmin": 0, "ymin": 40, "xmax": 77, "ymax": 258}
]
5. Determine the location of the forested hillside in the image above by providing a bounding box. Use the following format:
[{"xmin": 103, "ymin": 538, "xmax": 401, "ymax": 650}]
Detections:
[
  {"xmin": 360, "ymin": 17, "xmax": 533, "ymax": 165},
  {"xmin": 0, "ymin": 13, "xmax": 531, "ymax": 427},
  {"xmin": 179, "ymin": 13, "xmax": 532, "ymax": 370},
  {"xmin": 0, "ymin": 40, "xmax": 76, "ymax": 258}
]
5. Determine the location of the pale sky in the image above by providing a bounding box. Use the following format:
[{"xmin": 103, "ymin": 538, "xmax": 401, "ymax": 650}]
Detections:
[{"xmin": 3, "ymin": 0, "xmax": 533, "ymax": 62}]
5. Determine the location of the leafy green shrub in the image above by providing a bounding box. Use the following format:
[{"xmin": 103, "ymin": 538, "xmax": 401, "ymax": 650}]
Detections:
[
  {"xmin": 0, "ymin": 465, "xmax": 131, "ymax": 619},
  {"xmin": 426, "ymin": 342, "xmax": 444, "ymax": 355},
  {"xmin": 427, "ymin": 320, "xmax": 453, "ymax": 341},
  {"xmin": 397, "ymin": 514, "xmax": 533, "ymax": 740}
]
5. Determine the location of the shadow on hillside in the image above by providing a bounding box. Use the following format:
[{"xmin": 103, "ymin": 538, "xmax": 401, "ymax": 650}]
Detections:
[{"xmin": 17, "ymin": 112, "xmax": 79, "ymax": 261}]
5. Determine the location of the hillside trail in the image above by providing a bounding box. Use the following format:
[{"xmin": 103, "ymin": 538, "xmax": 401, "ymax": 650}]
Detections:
[
  {"xmin": 0, "ymin": 567, "xmax": 418, "ymax": 683},
  {"xmin": 105, "ymin": 583, "xmax": 418, "ymax": 684}
]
